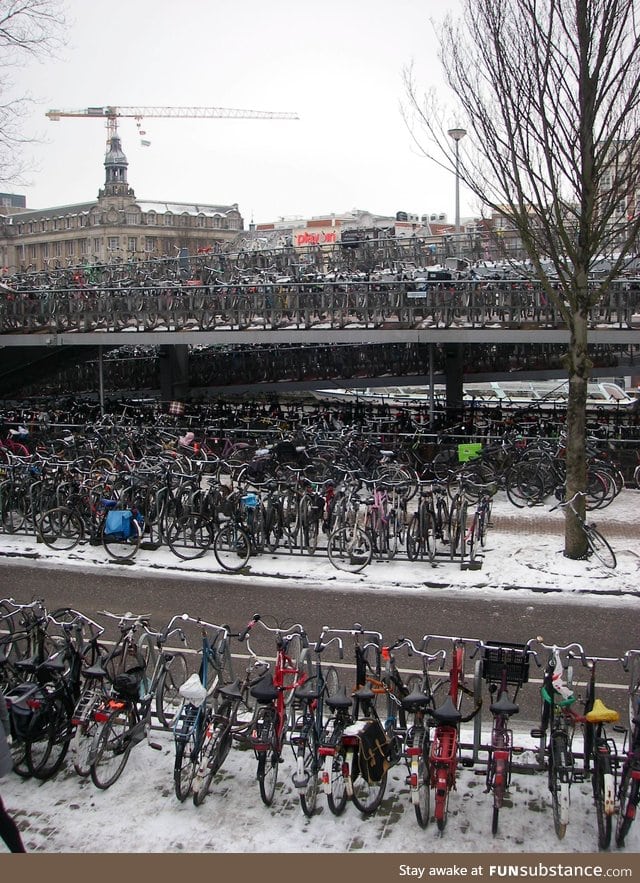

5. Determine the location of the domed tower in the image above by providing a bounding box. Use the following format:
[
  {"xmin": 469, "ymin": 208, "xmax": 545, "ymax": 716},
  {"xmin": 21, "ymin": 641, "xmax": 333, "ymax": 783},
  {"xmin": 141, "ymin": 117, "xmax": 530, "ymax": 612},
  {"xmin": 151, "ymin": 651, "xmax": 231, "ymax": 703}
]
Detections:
[{"xmin": 100, "ymin": 133, "xmax": 135, "ymax": 198}]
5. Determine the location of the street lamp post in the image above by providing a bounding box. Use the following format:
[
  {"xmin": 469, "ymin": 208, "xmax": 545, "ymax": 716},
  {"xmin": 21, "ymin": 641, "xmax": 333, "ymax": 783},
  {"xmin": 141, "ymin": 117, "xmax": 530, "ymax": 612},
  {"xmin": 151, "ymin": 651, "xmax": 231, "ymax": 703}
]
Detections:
[{"xmin": 448, "ymin": 127, "xmax": 466, "ymax": 260}]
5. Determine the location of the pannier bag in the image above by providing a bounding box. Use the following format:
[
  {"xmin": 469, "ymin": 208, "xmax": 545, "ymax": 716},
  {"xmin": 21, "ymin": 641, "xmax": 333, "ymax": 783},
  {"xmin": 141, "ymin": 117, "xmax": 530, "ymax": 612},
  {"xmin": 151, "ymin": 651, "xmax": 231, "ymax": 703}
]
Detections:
[
  {"xmin": 344, "ymin": 718, "xmax": 391, "ymax": 784},
  {"xmin": 104, "ymin": 509, "xmax": 133, "ymax": 539},
  {"xmin": 113, "ymin": 664, "xmax": 147, "ymax": 700},
  {"xmin": 6, "ymin": 683, "xmax": 49, "ymax": 741}
]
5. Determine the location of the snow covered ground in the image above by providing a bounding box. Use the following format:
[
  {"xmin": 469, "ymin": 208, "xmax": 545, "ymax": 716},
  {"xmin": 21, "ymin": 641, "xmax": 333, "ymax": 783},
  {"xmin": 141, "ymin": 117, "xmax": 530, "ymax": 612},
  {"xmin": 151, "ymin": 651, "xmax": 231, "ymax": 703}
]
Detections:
[{"xmin": 0, "ymin": 489, "xmax": 639, "ymax": 855}]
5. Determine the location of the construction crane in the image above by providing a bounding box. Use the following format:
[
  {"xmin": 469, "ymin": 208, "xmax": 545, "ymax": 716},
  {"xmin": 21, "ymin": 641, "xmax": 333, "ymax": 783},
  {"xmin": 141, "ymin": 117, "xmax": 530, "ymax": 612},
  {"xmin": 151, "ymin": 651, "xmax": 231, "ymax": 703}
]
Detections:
[{"xmin": 46, "ymin": 105, "xmax": 300, "ymax": 144}]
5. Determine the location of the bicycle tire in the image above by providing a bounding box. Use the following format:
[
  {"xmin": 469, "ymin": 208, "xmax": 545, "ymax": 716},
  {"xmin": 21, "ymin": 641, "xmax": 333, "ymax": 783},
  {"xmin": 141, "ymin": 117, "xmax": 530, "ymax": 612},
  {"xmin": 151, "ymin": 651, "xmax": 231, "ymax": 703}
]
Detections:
[
  {"xmin": 101, "ymin": 513, "xmax": 142, "ymax": 562},
  {"xmin": 89, "ymin": 705, "xmax": 134, "ymax": 790},
  {"xmin": 71, "ymin": 711, "xmax": 102, "ymax": 777},
  {"xmin": 350, "ymin": 751, "xmax": 387, "ymax": 815},
  {"xmin": 586, "ymin": 526, "xmax": 617, "ymax": 569},
  {"xmin": 257, "ymin": 748, "xmax": 279, "ymax": 807},
  {"xmin": 593, "ymin": 752, "xmax": 613, "ymax": 850},
  {"xmin": 406, "ymin": 514, "xmax": 422, "ymax": 561},
  {"xmin": 616, "ymin": 767, "xmax": 640, "ymax": 848},
  {"xmin": 174, "ymin": 730, "xmax": 199, "ymax": 802},
  {"xmin": 193, "ymin": 715, "xmax": 233, "ymax": 806},
  {"xmin": 298, "ymin": 726, "xmax": 320, "ymax": 818},
  {"xmin": 550, "ymin": 734, "xmax": 570, "ymax": 839},
  {"xmin": 213, "ymin": 523, "xmax": 251, "ymax": 571},
  {"xmin": 411, "ymin": 729, "xmax": 430, "ymax": 829},
  {"xmin": 165, "ymin": 512, "xmax": 214, "ymax": 560},
  {"xmin": 327, "ymin": 526, "xmax": 372, "ymax": 573},
  {"xmin": 37, "ymin": 506, "xmax": 84, "ymax": 551},
  {"xmin": 628, "ymin": 663, "xmax": 640, "ymax": 733},
  {"xmin": 434, "ymin": 775, "xmax": 451, "ymax": 832},
  {"xmin": 26, "ymin": 693, "xmax": 72, "ymax": 780},
  {"xmin": 326, "ymin": 749, "xmax": 348, "ymax": 815},
  {"xmin": 156, "ymin": 651, "xmax": 189, "ymax": 729},
  {"xmin": 324, "ymin": 666, "xmax": 340, "ymax": 702}
]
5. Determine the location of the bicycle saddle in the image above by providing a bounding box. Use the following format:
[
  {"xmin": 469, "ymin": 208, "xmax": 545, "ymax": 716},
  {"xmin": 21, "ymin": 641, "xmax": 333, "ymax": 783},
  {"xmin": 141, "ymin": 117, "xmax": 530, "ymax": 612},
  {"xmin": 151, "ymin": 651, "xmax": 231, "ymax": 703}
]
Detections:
[
  {"xmin": 294, "ymin": 680, "xmax": 322, "ymax": 701},
  {"xmin": 325, "ymin": 685, "xmax": 353, "ymax": 711},
  {"xmin": 402, "ymin": 687, "xmax": 432, "ymax": 710},
  {"xmin": 218, "ymin": 679, "xmax": 244, "ymax": 701},
  {"xmin": 489, "ymin": 693, "xmax": 520, "ymax": 717},
  {"xmin": 249, "ymin": 673, "xmax": 279, "ymax": 704},
  {"xmin": 585, "ymin": 697, "xmax": 619, "ymax": 724},
  {"xmin": 432, "ymin": 695, "xmax": 463, "ymax": 725}
]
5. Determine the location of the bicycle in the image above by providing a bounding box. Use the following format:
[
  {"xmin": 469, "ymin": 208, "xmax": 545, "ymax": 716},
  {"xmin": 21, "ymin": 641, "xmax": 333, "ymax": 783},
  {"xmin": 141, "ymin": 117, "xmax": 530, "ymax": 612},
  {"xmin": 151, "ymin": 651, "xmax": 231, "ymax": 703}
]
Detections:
[
  {"xmin": 530, "ymin": 639, "xmax": 584, "ymax": 840},
  {"xmin": 406, "ymin": 480, "xmax": 451, "ymax": 563},
  {"xmin": 478, "ymin": 639, "xmax": 536, "ymax": 835},
  {"xmin": 551, "ymin": 490, "xmax": 617, "ymax": 569},
  {"xmin": 88, "ymin": 612, "xmax": 188, "ymax": 789},
  {"xmin": 212, "ymin": 490, "xmax": 266, "ymax": 571},
  {"xmin": 290, "ymin": 628, "xmax": 342, "ymax": 816},
  {"xmin": 421, "ymin": 633, "xmax": 483, "ymax": 832},
  {"xmin": 570, "ymin": 652, "xmax": 621, "ymax": 850},
  {"xmin": 241, "ymin": 614, "xmax": 311, "ymax": 806},
  {"xmin": 616, "ymin": 651, "xmax": 640, "ymax": 848},
  {"xmin": 172, "ymin": 615, "xmax": 234, "ymax": 803},
  {"xmin": 384, "ymin": 637, "xmax": 448, "ymax": 828}
]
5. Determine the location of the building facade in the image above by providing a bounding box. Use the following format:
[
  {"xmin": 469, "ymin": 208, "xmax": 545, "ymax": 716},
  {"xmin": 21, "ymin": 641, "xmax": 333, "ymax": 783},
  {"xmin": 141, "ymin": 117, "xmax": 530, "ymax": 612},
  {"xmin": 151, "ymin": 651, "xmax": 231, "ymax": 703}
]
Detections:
[{"xmin": 0, "ymin": 135, "xmax": 244, "ymax": 273}]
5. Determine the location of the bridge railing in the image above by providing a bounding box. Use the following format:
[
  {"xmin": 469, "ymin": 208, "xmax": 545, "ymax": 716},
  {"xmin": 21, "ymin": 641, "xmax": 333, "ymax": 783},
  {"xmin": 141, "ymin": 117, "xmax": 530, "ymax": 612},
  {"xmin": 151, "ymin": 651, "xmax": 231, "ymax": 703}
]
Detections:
[{"xmin": 1, "ymin": 279, "xmax": 639, "ymax": 334}]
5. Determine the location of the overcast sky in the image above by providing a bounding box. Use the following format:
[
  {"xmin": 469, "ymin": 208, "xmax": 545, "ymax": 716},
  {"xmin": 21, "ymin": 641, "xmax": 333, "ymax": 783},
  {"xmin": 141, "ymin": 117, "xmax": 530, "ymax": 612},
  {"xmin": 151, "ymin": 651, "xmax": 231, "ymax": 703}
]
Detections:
[{"xmin": 13, "ymin": 0, "xmax": 471, "ymax": 225}]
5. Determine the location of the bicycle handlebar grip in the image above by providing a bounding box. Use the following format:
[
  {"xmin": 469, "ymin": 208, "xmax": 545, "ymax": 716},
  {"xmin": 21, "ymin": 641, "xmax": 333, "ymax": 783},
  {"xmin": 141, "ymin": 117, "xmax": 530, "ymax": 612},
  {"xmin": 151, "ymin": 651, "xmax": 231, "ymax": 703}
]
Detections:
[{"xmin": 238, "ymin": 614, "xmax": 260, "ymax": 642}]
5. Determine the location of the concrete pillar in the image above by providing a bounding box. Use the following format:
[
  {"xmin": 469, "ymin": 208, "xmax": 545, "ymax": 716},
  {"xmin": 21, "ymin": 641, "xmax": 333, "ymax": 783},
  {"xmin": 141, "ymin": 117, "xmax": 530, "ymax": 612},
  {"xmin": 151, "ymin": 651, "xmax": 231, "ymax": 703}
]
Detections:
[
  {"xmin": 159, "ymin": 344, "xmax": 190, "ymax": 402},
  {"xmin": 444, "ymin": 343, "xmax": 464, "ymax": 423}
]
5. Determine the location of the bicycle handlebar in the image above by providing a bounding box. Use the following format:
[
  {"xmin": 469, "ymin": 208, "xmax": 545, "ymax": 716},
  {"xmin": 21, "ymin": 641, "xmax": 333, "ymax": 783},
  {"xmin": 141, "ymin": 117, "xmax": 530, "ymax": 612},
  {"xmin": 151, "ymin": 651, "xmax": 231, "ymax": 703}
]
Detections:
[
  {"xmin": 386, "ymin": 636, "xmax": 447, "ymax": 666},
  {"xmin": 532, "ymin": 637, "xmax": 587, "ymax": 665}
]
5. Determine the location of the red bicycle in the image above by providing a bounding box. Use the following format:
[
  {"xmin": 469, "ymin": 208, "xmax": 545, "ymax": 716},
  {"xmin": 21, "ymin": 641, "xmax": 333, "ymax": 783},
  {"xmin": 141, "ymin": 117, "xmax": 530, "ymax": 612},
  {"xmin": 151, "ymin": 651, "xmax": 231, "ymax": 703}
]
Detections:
[
  {"xmin": 422, "ymin": 634, "xmax": 483, "ymax": 832},
  {"xmin": 240, "ymin": 614, "xmax": 311, "ymax": 806}
]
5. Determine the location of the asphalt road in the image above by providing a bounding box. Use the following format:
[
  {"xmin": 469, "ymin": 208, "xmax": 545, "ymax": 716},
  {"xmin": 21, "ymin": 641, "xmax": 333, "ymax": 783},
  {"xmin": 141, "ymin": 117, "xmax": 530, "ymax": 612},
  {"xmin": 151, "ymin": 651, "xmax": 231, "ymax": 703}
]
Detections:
[{"xmin": 2, "ymin": 559, "xmax": 636, "ymax": 726}]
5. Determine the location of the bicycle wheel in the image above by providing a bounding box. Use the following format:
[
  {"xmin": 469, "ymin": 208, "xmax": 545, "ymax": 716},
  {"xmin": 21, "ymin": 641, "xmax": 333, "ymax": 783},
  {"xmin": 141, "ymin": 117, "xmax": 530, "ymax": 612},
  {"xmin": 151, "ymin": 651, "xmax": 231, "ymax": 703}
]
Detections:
[
  {"xmin": 101, "ymin": 515, "xmax": 142, "ymax": 562},
  {"xmin": 71, "ymin": 710, "xmax": 102, "ymax": 777},
  {"xmin": 192, "ymin": 715, "xmax": 233, "ymax": 806},
  {"xmin": 213, "ymin": 523, "xmax": 251, "ymax": 572},
  {"xmin": 174, "ymin": 730, "xmax": 199, "ymax": 803},
  {"xmin": 593, "ymin": 753, "xmax": 613, "ymax": 850},
  {"xmin": 550, "ymin": 734, "xmax": 570, "ymax": 839},
  {"xmin": 298, "ymin": 727, "xmax": 320, "ymax": 817},
  {"xmin": 327, "ymin": 526, "xmax": 372, "ymax": 573},
  {"xmin": 586, "ymin": 526, "xmax": 616, "ymax": 569},
  {"xmin": 156, "ymin": 651, "xmax": 189, "ymax": 728},
  {"xmin": 37, "ymin": 506, "xmax": 84, "ymax": 551},
  {"xmin": 616, "ymin": 766, "xmax": 640, "ymax": 848},
  {"xmin": 26, "ymin": 694, "xmax": 72, "ymax": 780},
  {"xmin": 410, "ymin": 729, "xmax": 430, "ymax": 829},
  {"xmin": 434, "ymin": 783, "xmax": 451, "ymax": 832},
  {"xmin": 324, "ymin": 666, "xmax": 340, "ymax": 701},
  {"xmin": 165, "ymin": 512, "xmax": 214, "ymax": 560},
  {"xmin": 257, "ymin": 748, "xmax": 279, "ymax": 807},
  {"xmin": 350, "ymin": 751, "xmax": 387, "ymax": 815},
  {"xmin": 505, "ymin": 464, "xmax": 545, "ymax": 508},
  {"xmin": 326, "ymin": 749, "xmax": 348, "ymax": 815},
  {"xmin": 628, "ymin": 661, "xmax": 640, "ymax": 732},
  {"xmin": 491, "ymin": 754, "xmax": 507, "ymax": 836},
  {"xmin": 90, "ymin": 705, "xmax": 134, "ymax": 790}
]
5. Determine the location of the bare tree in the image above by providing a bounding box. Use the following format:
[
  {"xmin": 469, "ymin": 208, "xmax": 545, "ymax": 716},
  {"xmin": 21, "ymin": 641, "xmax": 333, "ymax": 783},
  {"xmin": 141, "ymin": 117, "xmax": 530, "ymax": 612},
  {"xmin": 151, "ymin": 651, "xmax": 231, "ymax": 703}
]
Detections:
[
  {"xmin": 404, "ymin": 0, "xmax": 640, "ymax": 559},
  {"xmin": 0, "ymin": 0, "xmax": 66, "ymax": 183}
]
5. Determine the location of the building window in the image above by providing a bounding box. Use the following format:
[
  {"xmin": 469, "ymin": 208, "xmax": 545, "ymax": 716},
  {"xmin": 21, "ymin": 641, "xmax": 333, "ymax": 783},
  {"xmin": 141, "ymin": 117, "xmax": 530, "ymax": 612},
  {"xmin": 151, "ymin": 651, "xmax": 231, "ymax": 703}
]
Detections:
[
  {"xmin": 93, "ymin": 238, "xmax": 102, "ymax": 255},
  {"xmin": 66, "ymin": 240, "xmax": 74, "ymax": 256},
  {"xmin": 181, "ymin": 213, "xmax": 190, "ymax": 227},
  {"xmin": 164, "ymin": 213, "xmax": 173, "ymax": 226},
  {"xmin": 41, "ymin": 243, "xmax": 49, "ymax": 259},
  {"xmin": 196, "ymin": 214, "xmax": 205, "ymax": 228},
  {"xmin": 145, "ymin": 236, "xmax": 157, "ymax": 253},
  {"xmin": 213, "ymin": 216, "xmax": 221, "ymax": 229},
  {"xmin": 54, "ymin": 242, "xmax": 62, "ymax": 257},
  {"xmin": 65, "ymin": 216, "xmax": 72, "ymax": 229},
  {"xmin": 127, "ymin": 237, "xmax": 137, "ymax": 253},
  {"xmin": 146, "ymin": 212, "xmax": 156, "ymax": 226},
  {"xmin": 126, "ymin": 212, "xmax": 139, "ymax": 225},
  {"xmin": 79, "ymin": 239, "xmax": 89, "ymax": 256},
  {"xmin": 107, "ymin": 236, "xmax": 119, "ymax": 253}
]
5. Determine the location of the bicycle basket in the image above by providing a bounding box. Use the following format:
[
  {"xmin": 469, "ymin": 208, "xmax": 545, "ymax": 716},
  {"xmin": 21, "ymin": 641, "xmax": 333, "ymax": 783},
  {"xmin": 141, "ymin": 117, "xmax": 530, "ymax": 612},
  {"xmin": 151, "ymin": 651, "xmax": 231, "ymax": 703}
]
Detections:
[
  {"xmin": 6, "ymin": 683, "xmax": 49, "ymax": 741},
  {"xmin": 241, "ymin": 493, "xmax": 259, "ymax": 510},
  {"xmin": 482, "ymin": 641, "xmax": 530, "ymax": 686},
  {"xmin": 104, "ymin": 509, "xmax": 133, "ymax": 539}
]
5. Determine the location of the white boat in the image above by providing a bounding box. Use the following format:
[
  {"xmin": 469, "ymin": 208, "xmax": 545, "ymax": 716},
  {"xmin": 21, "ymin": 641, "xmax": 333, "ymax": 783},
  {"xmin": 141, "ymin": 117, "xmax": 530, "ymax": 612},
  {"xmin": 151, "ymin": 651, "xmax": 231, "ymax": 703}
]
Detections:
[{"xmin": 311, "ymin": 380, "xmax": 637, "ymax": 410}]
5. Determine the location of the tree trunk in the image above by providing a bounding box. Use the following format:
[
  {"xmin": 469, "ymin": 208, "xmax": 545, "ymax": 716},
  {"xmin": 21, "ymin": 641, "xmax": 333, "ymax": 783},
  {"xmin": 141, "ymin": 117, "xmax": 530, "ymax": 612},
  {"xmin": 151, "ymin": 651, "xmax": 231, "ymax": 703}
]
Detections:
[{"xmin": 564, "ymin": 309, "xmax": 590, "ymax": 559}]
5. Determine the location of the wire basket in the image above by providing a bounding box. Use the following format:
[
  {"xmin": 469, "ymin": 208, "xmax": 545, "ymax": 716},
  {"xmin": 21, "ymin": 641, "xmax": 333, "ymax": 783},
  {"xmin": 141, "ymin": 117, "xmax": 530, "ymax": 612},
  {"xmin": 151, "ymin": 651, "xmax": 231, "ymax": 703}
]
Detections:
[{"xmin": 482, "ymin": 641, "xmax": 530, "ymax": 686}]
